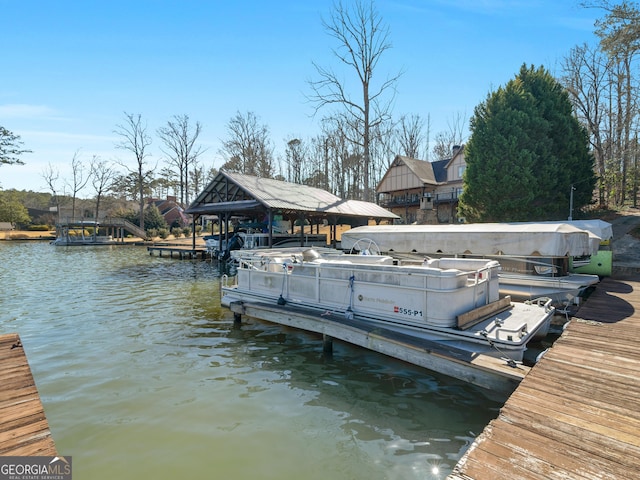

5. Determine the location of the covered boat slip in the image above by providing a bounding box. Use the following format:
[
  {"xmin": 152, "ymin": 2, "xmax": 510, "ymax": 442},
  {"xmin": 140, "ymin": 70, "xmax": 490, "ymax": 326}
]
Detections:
[
  {"xmin": 186, "ymin": 170, "xmax": 399, "ymax": 252},
  {"xmin": 222, "ymin": 248, "xmax": 555, "ymax": 368}
]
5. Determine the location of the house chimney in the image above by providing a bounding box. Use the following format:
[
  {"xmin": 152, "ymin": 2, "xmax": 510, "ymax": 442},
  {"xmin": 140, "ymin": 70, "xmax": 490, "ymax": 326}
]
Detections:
[
  {"xmin": 167, "ymin": 195, "xmax": 177, "ymax": 203},
  {"xmin": 452, "ymin": 145, "xmax": 461, "ymax": 156}
]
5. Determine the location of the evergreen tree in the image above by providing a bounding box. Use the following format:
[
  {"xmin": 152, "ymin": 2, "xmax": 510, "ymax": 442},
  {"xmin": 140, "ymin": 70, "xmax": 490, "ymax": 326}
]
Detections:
[
  {"xmin": 0, "ymin": 127, "xmax": 30, "ymax": 166},
  {"xmin": 144, "ymin": 204, "xmax": 167, "ymax": 231},
  {"xmin": 459, "ymin": 65, "xmax": 596, "ymax": 222}
]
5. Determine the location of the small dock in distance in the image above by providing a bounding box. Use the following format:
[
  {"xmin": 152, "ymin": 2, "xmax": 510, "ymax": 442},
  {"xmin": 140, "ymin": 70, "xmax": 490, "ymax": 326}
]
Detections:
[
  {"xmin": 147, "ymin": 244, "xmax": 208, "ymax": 260},
  {"xmin": 0, "ymin": 333, "xmax": 57, "ymax": 456},
  {"xmin": 448, "ymin": 275, "xmax": 640, "ymax": 480}
]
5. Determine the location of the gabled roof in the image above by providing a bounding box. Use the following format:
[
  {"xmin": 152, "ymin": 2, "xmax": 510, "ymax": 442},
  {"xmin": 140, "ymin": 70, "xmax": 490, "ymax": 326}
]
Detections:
[
  {"xmin": 395, "ymin": 156, "xmax": 437, "ymax": 184},
  {"xmin": 431, "ymin": 159, "xmax": 449, "ymax": 183},
  {"xmin": 376, "ymin": 155, "xmax": 438, "ymax": 194},
  {"xmin": 444, "ymin": 144, "xmax": 465, "ymax": 170},
  {"xmin": 186, "ymin": 170, "xmax": 398, "ymax": 219}
]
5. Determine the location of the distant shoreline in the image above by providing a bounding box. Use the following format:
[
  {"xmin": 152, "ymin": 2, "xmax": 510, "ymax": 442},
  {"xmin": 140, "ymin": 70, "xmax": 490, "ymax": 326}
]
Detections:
[{"xmin": 0, "ymin": 231, "xmax": 56, "ymax": 241}]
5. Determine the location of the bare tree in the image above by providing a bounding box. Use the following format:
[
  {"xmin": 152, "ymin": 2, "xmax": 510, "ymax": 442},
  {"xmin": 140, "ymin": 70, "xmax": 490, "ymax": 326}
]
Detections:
[
  {"xmin": 318, "ymin": 115, "xmax": 363, "ymax": 198},
  {"xmin": 89, "ymin": 156, "xmax": 117, "ymax": 224},
  {"xmin": 219, "ymin": 111, "xmax": 275, "ymax": 178},
  {"xmin": 155, "ymin": 166, "xmax": 178, "ymax": 199},
  {"xmin": 189, "ymin": 159, "xmax": 205, "ymax": 203},
  {"xmin": 561, "ymin": 43, "xmax": 612, "ymax": 208},
  {"xmin": 284, "ymin": 138, "xmax": 307, "ymax": 184},
  {"xmin": 66, "ymin": 150, "xmax": 90, "ymax": 221},
  {"xmin": 432, "ymin": 112, "xmax": 468, "ymax": 160},
  {"xmin": 114, "ymin": 112, "xmax": 152, "ymax": 229},
  {"xmin": 157, "ymin": 114, "xmax": 204, "ymax": 207},
  {"xmin": 307, "ymin": 0, "xmax": 402, "ymax": 201},
  {"xmin": 594, "ymin": 1, "xmax": 640, "ymax": 206},
  {"xmin": 42, "ymin": 163, "xmax": 63, "ymax": 223},
  {"xmin": 395, "ymin": 113, "xmax": 429, "ymax": 159}
]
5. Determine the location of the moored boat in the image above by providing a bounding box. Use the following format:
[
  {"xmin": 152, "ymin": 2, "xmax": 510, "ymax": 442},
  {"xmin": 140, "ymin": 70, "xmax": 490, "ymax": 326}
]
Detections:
[
  {"xmin": 340, "ymin": 223, "xmax": 602, "ymax": 306},
  {"xmin": 205, "ymin": 228, "xmax": 327, "ymax": 259},
  {"xmin": 51, "ymin": 221, "xmax": 117, "ymax": 246},
  {"xmin": 221, "ymin": 247, "xmax": 555, "ymax": 363}
]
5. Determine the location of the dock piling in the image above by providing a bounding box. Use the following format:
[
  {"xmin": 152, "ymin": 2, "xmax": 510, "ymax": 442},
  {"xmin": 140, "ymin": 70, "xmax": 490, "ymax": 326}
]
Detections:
[{"xmin": 322, "ymin": 334, "xmax": 333, "ymax": 353}]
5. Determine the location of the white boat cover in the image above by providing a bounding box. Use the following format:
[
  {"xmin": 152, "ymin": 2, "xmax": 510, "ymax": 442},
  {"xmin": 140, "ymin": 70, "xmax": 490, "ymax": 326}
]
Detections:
[
  {"xmin": 539, "ymin": 220, "xmax": 613, "ymax": 243},
  {"xmin": 341, "ymin": 222, "xmax": 600, "ymax": 257}
]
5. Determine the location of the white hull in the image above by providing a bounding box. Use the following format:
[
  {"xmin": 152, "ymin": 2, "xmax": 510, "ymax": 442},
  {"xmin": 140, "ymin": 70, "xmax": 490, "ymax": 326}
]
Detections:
[
  {"xmin": 498, "ymin": 272, "xmax": 598, "ymax": 305},
  {"xmin": 221, "ymin": 248, "xmax": 555, "ymax": 363},
  {"xmin": 51, "ymin": 235, "xmax": 116, "ymax": 246}
]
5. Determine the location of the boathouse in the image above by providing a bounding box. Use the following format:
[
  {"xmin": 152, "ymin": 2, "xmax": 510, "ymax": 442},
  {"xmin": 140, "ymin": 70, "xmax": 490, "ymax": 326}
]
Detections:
[{"xmin": 185, "ymin": 170, "xmax": 399, "ymax": 248}]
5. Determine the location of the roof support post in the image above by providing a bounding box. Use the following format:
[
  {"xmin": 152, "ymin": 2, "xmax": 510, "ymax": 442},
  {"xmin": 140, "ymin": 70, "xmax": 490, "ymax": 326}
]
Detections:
[
  {"xmin": 268, "ymin": 209, "xmax": 273, "ymax": 248},
  {"xmin": 329, "ymin": 216, "xmax": 338, "ymax": 248},
  {"xmin": 223, "ymin": 212, "xmax": 230, "ymax": 252},
  {"xmin": 191, "ymin": 214, "xmax": 198, "ymax": 250},
  {"xmin": 298, "ymin": 213, "xmax": 305, "ymax": 246}
]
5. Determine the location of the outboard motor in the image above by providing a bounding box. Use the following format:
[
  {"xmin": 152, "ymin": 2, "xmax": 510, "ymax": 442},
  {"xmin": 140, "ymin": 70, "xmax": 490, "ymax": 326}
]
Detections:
[{"xmin": 222, "ymin": 233, "xmax": 245, "ymax": 260}]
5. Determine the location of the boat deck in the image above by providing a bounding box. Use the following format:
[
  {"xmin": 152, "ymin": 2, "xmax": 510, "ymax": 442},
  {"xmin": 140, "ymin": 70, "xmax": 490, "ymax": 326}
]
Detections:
[
  {"xmin": 448, "ymin": 275, "xmax": 640, "ymax": 479},
  {"xmin": 0, "ymin": 333, "xmax": 57, "ymax": 456}
]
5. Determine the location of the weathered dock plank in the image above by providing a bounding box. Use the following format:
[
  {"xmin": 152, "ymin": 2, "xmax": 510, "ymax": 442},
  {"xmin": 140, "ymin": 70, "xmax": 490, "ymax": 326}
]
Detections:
[
  {"xmin": 0, "ymin": 333, "xmax": 57, "ymax": 456},
  {"xmin": 448, "ymin": 276, "xmax": 640, "ymax": 480}
]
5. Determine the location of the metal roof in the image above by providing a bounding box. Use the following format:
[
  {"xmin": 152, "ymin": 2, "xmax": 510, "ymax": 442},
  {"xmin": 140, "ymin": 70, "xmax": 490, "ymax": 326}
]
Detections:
[{"xmin": 186, "ymin": 170, "xmax": 398, "ymax": 219}]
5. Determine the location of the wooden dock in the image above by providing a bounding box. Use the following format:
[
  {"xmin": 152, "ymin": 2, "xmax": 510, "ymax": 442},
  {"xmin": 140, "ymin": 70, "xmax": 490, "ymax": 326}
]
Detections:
[
  {"xmin": 147, "ymin": 245, "xmax": 208, "ymax": 259},
  {"xmin": 229, "ymin": 300, "xmax": 530, "ymax": 395},
  {"xmin": 448, "ymin": 275, "xmax": 640, "ymax": 480},
  {"xmin": 0, "ymin": 333, "xmax": 57, "ymax": 456}
]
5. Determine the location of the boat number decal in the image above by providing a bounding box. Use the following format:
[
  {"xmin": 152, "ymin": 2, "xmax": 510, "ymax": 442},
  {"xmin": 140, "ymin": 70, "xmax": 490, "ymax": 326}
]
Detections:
[{"xmin": 394, "ymin": 306, "xmax": 422, "ymax": 317}]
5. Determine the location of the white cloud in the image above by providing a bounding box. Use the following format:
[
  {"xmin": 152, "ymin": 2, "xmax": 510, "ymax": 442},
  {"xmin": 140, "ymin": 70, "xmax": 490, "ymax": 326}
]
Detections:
[
  {"xmin": 0, "ymin": 103, "xmax": 57, "ymax": 119},
  {"xmin": 20, "ymin": 129, "xmax": 118, "ymax": 144}
]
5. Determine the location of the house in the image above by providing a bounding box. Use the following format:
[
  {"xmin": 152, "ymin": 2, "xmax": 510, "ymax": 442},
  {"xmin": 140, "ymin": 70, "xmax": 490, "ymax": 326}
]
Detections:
[
  {"xmin": 150, "ymin": 196, "xmax": 190, "ymax": 228},
  {"xmin": 376, "ymin": 145, "xmax": 465, "ymax": 224}
]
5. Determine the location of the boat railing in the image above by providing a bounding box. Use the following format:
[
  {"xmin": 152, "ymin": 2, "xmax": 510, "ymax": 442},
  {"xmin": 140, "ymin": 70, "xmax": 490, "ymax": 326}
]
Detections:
[
  {"xmin": 494, "ymin": 322, "xmax": 528, "ymax": 341},
  {"xmin": 469, "ymin": 263, "xmax": 496, "ymax": 286},
  {"xmin": 236, "ymin": 253, "xmax": 503, "ymax": 296}
]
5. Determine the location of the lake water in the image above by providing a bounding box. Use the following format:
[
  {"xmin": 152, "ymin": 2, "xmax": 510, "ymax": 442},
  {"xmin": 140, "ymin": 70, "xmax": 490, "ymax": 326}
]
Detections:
[{"xmin": 0, "ymin": 242, "xmax": 507, "ymax": 479}]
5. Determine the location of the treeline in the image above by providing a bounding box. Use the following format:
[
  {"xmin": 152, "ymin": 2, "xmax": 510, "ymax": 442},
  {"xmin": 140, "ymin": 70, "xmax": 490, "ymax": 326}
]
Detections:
[
  {"xmin": 560, "ymin": 1, "xmax": 640, "ymax": 209},
  {"xmin": 4, "ymin": 1, "xmax": 640, "ymax": 225}
]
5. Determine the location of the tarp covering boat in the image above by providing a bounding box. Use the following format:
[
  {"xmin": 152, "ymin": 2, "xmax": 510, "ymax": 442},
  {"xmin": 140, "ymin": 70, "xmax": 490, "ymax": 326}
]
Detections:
[
  {"xmin": 539, "ymin": 220, "xmax": 613, "ymax": 243},
  {"xmin": 340, "ymin": 222, "xmax": 600, "ymax": 257}
]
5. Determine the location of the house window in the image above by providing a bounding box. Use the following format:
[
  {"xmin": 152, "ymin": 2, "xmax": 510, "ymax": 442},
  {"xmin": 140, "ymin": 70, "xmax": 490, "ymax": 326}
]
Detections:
[{"xmin": 457, "ymin": 165, "xmax": 465, "ymax": 178}]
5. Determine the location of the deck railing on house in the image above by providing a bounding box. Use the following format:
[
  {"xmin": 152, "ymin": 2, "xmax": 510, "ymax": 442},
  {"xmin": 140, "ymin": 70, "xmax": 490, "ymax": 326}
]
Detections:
[{"xmin": 378, "ymin": 190, "xmax": 460, "ymax": 208}]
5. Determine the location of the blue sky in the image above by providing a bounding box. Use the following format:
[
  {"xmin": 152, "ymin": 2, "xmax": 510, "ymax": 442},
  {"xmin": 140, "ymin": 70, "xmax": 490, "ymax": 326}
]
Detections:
[{"xmin": 2, "ymin": 0, "xmax": 601, "ymax": 194}]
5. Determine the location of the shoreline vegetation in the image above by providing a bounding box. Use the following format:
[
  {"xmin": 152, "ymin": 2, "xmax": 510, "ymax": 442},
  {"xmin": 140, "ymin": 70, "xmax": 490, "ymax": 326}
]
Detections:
[
  {"xmin": 1, "ymin": 222, "xmax": 357, "ymax": 243},
  {"xmin": 0, "ymin": 230, "xmax": 206, "ymax": 244}
]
